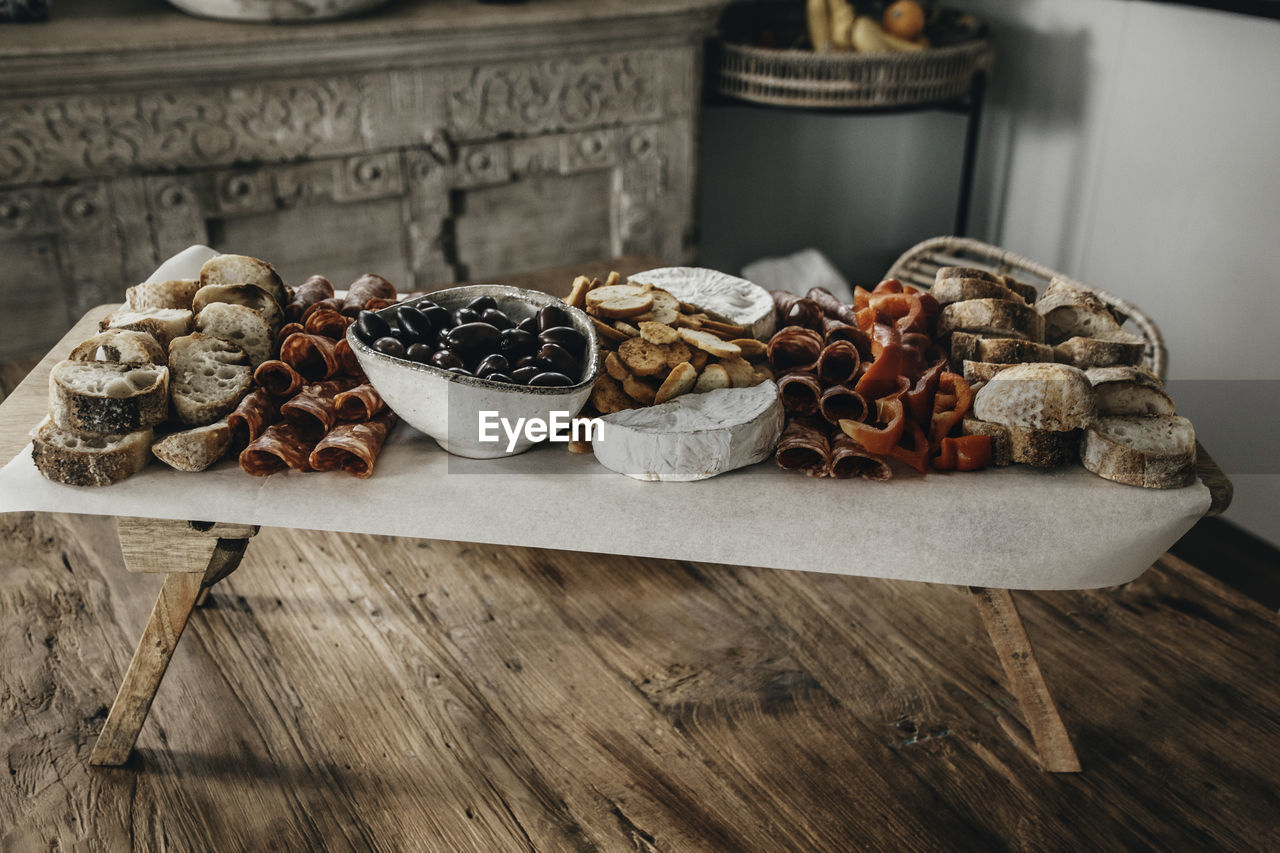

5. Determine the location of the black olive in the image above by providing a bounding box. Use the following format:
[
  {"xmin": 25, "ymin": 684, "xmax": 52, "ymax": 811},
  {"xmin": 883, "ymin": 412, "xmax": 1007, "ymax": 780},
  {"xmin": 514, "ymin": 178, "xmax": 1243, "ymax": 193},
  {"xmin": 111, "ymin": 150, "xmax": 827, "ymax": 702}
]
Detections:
[
  {"xmin": 528, "ymin": 372, "xmax": 573, "ymax": 387},
  {"xmin": 444, "ymin": 322, "xmax": 502, "ymax": 356},
  {"xmin": 511, "ymin": 365, "xmax": 541, "ymax": 385},
  {"xmin": 466, "ymin": 295, "xmax": 498, "ymax": 313},
  {"xmin": 484, "ymin": 373, "xmax": 515, "ymax": 385},
  {"xmin": 536, "ymin": 342, "xmax": 577, "ymax": 377},
  {"xmin": 514, "ymin": 355, "xmax": 541, "ymax": 371},
  {"xmin": 406, "ymin": 342, "xmax": 434, "ymax": 362},
  {"xmin": 355, "ymin": 310, "xmax": 391, "ymax": 343},
  {"xmin": 397, "ymin": 305, "xmax": 437, "ymax": 343},
  {"xmin": 373, "ymin": 336, "xmax": 406, "ymax": 358},
  {"xmin": 537, "ymin": 325, "xmax": 586, "ymax": 358},
  {"xmin": 475, "ymin": 353, "xmax": 510, "ymax": 377},
  {"xmin": 516, "ymin": 317, "xmax": 539, "ymax": 335},
  {"xmin": 447, "ymin": 367, "xmax": 473, "ymax": 377},
  {"xmin": 481, "ymin": 308, "xmax": 514, "ymax": 330},
  {"xmin": 430, "ymin": 349, "xmax": 464, "ymax": 370},
  {"xmin": 499, "ymin": 328, "xmax": 538, "ymax": 359},
  {"xmin": 537, "ymin": 304, "xmax": 572, "ymax": 332},
  {"xmin": 422, "ymin": 304, "xmax": 453, "ymax": 330},
  {"xmin": 454, "ymin": 307, "xmax": 483, "ymax": 327}
]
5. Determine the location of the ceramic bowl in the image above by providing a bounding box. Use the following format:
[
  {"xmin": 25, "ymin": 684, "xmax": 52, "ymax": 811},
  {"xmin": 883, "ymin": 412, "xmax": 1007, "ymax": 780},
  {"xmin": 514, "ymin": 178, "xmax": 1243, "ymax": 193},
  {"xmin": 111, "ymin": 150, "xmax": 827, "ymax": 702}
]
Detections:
[
  {"xmin": 166, "ymin": 0, "xmax": 389, "ymax": 22},
  {"xmin": 348, "ymin": 285, "xmax": 600, "ymax": 459}
]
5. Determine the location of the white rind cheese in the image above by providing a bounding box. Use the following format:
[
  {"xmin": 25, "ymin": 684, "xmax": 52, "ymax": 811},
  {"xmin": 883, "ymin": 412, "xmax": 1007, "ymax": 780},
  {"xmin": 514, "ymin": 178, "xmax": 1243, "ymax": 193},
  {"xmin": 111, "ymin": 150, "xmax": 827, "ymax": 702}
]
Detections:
[
  {"xmin": 592, "ymin": 382, "xmax": 784, "ymax": 481},
  {"xmin": 630, "ymin": 267, "xmax": 776, "ymax": 341}
]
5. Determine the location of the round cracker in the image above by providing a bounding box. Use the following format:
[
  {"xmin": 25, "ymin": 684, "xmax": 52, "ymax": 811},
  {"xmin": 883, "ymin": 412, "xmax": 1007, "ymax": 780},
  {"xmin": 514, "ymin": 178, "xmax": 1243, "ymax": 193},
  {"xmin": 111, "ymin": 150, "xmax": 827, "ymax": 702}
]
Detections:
[
  {"xmin": 654, "ymin": 362, "xmax": 697, "ymax": 405},
  {"xmin": 593, "ymin": 293, "xmax": 655, "ymax": 319},
  {"xmin": 639, "ymin": 321, "xmax": 679, "ymax": 345}
]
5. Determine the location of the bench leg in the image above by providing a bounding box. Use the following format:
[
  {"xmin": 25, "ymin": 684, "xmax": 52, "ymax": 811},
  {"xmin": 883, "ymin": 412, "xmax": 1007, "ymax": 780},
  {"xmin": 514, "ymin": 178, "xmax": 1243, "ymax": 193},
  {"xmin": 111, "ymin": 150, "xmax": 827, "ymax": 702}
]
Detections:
[
  {"xmin": 970, "ymin": 586, "xmax": 1082, "ymax": 773},
  {"xmin": 90, "ymin": 519, "xmax": 256, "ymax": 767}
]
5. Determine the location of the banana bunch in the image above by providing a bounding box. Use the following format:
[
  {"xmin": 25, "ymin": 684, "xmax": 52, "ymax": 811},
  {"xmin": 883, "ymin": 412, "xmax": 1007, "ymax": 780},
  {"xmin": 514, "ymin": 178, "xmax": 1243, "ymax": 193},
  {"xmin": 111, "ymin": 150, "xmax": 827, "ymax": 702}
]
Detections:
[{"xmin": 807, "ymin": 0, "xmax": 929, "ymax": 53}]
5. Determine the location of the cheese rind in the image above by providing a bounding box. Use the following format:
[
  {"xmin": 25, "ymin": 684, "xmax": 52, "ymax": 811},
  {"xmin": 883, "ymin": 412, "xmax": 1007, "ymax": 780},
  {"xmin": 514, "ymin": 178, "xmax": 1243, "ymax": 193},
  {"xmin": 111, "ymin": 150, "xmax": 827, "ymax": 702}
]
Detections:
[
  {"xmin": 592, "ymin": 382, "xmax": 784, "ymax": 481},
  {"xmin": 630, "ymin": 267, "xmax": 776, "ymax": 340}
]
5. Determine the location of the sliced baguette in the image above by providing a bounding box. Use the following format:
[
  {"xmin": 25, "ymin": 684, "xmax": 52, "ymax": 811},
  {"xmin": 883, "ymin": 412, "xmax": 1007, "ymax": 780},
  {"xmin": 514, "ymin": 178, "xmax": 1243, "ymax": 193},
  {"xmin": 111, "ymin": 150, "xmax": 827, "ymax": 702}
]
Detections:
[
  {"xmin": 936, "ymin": 266, "xmax": 999, "ymax": 285},
  {"xmin": 49, "ymin": 360, "xmax": 169, "ymax": 433},
  {"xmin": 125, "ymin": 278, "xmax": 201, "ymax": 311},
  {"xmin": 151, "ymin": 418, "xmax": 233, "ymax": 472},
  {"xmin": 199, "ymin": 254, "xmax": 288, "ymax": 309},
  {"xmin": 976, "ymin": 337, "xmax": 1055, "ymax": 364},
  {"xmin": 1054, "ymin": 334, "xmax": 1145, "ymax": 369},
  {"xmin": 959, "ymin": 417, "xmax": 1078, "ymax": 467},
  {"xmin": 931, "ymin": 277, "xmax": 1018, "ymax": 306},
  {"xmin": 32, "ymin": 418, "xmax": 152, "ymax": 486},
  {"xmin": 1035, "ymin": 278, "xmax": 1124, "ymax": 343},
  {"xmin": 999, "ymin": 275, "xmax": 1039, "ymax": 304},
  {"xmin": 195, "ymin": 302, "xmax": 274, "ymax": 368},
  {"xmin": 192, "ymin": 284, "xmax": 283, "ymax": 332},
  {"xmin": 1086, "ymin": 367, "xmax": 1175, "ymax": 416},
  {"xmin": 938, "ymin": 299, "xmax": 1045, "ymax": 342},
  {"xmin": 962, "ymin": 360, "xmax": 1013, "ymax": 386},
  {"xmin": 948, "ymin": 330, "xmax": 981, "ymax": 371},
  {"xmin": 168, "ymin": 333, "xmax": 252, "ymax": 427},
  {"xmin": 69, "ymin": 329, "xmax": 167, "ymax": 366},
  {"xmin": 961, "ymin": 417, "xmax": 1011, "ymax": 466},
  {"xmin": 100, "ymin": 307, "xmax": 193, "ymax": 348},
  {"xmin": 971, "ymin": 362, "xmax": 1096, "ymax": 431},
  {"xmin": 1081, "ymin": 415, "xmax": 1196, "ymax": 488}
]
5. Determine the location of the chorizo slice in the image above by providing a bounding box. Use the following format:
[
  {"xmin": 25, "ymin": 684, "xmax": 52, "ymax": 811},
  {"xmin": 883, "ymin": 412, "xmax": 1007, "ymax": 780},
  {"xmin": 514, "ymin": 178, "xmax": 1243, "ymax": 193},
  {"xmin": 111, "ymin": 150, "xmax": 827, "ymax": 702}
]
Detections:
[
  {"xmin": 776, "ymin": 371, "xmax": 824, "ymax": 416},
  {"xmin": 227, "ymin": 387, "xmax": 281, "ymax": 444},
  {"xmin": 280, "ymin": 377, "xmax": 362, "ymax": 434},
  {"xmin": 342, "ymin": 273, "xmax": 397, "ymax": 316},
  {"xmin": 830, "ymin": 430, "xmax": 893, "ymax": 481},
  {"xmin": 254, "ymin": 359, "xmax": 305, "ymax": 398},
  {"xmin": 285, "ymin": 275, "xmax": 335, "ymax": 323},
  {"xmin": 767, "ymin": 326, "xmax": 825, "ymax": 373},
  {"xmin": 280, "ymin": 332, "xmax": 340, "ymax": 381},
  {"xmin": 334, "ymin": 383, "xmax": 385, "ymax": 422},
  {"xmin": 239, "ymin": 420, "xmax": 324, "ymax": 476},
  {"xmin": 775, "ymin": 417, "xmax": 831, "ymax": 477},
  {"xmin": 308, "ymin": 413, "xmax": 396, "ymax": 479}
]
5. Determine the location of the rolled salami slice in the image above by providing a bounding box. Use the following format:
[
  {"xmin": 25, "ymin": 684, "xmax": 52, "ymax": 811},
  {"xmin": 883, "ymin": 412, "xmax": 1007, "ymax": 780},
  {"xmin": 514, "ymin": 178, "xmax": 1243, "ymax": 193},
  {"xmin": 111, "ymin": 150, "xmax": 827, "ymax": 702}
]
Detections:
[
  {"xmin": 335, "ymin": 383, "xmax": 385, "ymax": 421},
  {"xmin": 333, "ymin": 336, "xmax": 363, "ymax": 377},
  {"xmin": 239, "ymin": 420, "xmax": 324, "ymax": 476},
  {"xmin": 830, "ymin": 430, "xmax": 893, "ymax": 481},
  {"xmin": 276, "ymin": 322, "xmax": 305, "ymax": 348},
  {"xmin": 818, "ymin": 385, "xmax": 868, "ymax": 425},
  {"xmin": 776, "ymin": 371, "xmax": 823, "ymax": 415},
  {"xmin": 254, "ymin": 359, "xmax": 305, "ymax": 398},
  {"xmin": 280, "ymin": 332, "xmax": 340, "ymax": 381},
  {"xmin": 806, "ymin": 286, "xmax": 860, "ymax": 327},
  {"xmin": 342, "ymin": 273, "xmax": 397, "ymax": 316},
  {"xmin": 816, "ymin": 340, "xmax": 861, "ymax": 386},
  {"xmin": 822, "ymin": 317, "xmax": 872, "ymax": 359},
  {"xmin": 285, "ymin": 275, "xmax": 334, "ymax": 323},
  {"xmin": 767, "ymin": 326, "xmax": 824, "ymax": 373},
  {"xmin": 770, "ymin": 291, "xmax": 824, "ymax": 332},
  {"xmin": 363, "ymin": 296, "xmax": 399, "ymax": 312},
  {"xmin": 302, "ymin": 297, "xmax": 344, "ymax": 324},
  {"xmin": 281, "ymin": 377, "xmax": 361, "ymax": 434},
  {"xmin": 304, "ymin": 308, "xmax": 349, "ymax": 340},
  {"xmin": 775, "ymin": 417, "xmax": 831, "ymax": 477},
  {"xmin": 308, "ymin": 413, "xmax": 396, "ymax": 479},
  {"xmin": 227, "ymin": 387, "xmax": 281, "ymax": 444}
]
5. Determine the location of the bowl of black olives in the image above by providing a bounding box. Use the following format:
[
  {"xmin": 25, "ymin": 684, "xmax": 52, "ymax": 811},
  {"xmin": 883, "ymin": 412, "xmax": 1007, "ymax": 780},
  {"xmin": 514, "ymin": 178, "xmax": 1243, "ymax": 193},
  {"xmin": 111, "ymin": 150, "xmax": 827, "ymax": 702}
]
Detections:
[{"xmin": 347, "ymin": 285, "xmax": 600, "ymax": 458}]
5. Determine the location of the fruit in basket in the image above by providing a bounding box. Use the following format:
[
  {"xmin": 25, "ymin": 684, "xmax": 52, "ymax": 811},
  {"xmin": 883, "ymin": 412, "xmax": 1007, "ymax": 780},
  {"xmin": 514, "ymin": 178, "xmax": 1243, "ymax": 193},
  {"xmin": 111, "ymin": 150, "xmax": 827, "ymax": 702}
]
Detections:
[
  {"xmin": 851, "ymin": 16, "xmax": 892, "ymax": 52},
  {"xmin": 883, "ymin": 1, "xmax": 925, "ymax": 39},
  {"xmin": 830, "ymin": 0, "xmax": 856, "ymax": 50},
  {"xmin": 807, "ymin": 0, "xmax": 832, "ymax": 52}
]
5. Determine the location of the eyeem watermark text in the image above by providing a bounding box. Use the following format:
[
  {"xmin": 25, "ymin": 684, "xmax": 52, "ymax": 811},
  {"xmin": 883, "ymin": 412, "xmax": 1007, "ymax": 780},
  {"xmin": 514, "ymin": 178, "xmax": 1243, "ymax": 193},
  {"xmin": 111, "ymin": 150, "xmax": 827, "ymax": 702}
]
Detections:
[{"xmin": 478, "ymin": 411, "xmax": 605, "ymax": 453}]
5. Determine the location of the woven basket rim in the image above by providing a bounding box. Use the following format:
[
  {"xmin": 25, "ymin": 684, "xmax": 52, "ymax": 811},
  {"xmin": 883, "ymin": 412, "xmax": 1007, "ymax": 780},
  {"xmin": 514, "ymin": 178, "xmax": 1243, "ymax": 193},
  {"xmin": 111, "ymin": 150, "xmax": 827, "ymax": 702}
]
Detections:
[{"xmin": 717, "ymin": 36, "xmax": 992, "ymax": 65}]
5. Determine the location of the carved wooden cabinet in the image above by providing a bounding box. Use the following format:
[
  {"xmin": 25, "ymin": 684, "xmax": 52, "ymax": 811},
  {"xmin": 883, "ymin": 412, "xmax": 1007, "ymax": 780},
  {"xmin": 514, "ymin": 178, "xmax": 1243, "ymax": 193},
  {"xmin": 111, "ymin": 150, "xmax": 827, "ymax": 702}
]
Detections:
[{"xmin": 0, "ymin": 0, "xmax": 724, "ymax": 359}]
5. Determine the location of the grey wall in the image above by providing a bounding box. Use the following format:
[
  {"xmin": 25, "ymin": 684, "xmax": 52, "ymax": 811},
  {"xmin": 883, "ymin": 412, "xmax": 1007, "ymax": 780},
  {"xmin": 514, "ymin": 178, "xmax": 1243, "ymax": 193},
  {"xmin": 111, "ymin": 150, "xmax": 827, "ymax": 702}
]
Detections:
[{"xmin": 697, "ymin": 0, "xmax": 1280, "ymax": 545}]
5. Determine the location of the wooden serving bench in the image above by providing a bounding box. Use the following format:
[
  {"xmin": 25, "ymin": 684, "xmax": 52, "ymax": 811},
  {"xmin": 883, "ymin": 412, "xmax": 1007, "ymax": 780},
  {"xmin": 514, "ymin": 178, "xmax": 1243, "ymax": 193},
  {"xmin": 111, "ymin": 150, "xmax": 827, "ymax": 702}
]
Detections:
[{"xmin": 0, "ymin": 261, "xmax": 1232, "ymax": 775}]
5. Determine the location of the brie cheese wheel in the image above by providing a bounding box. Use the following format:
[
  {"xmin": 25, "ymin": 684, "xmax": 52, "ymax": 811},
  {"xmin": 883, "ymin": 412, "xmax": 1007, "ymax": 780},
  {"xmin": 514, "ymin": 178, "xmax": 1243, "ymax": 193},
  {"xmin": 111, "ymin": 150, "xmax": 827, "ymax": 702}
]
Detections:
[
  {"xmin": 630, "ymin": 267, "xmax": 776, "ymax": 341},
  {"xmin": 592, "ymin": 382, "xmax": 784, "ymax": 481}
]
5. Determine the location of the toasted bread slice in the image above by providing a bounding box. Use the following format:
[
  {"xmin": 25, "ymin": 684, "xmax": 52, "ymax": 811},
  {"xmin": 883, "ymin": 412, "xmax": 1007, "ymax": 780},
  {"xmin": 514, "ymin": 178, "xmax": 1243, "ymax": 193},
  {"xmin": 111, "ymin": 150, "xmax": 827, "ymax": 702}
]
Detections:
[
  {"xmin": 936, "ymin": 266, "xmax": 999, "ymax": 285},
  {"xmin": 151, "ymin": 418, "xmax": 233, "ymax": 472},
  {"xmin": 69, "ymin": 329, "xmax": 167, "ymax": 366},
  {"xmin": 938, "ymin": 299, "xmax": 1045, "ymax": 342},
  {"xmin": 1035, "ymin": 278, "xmax": 1125, "ymax": 343},
  {"xmin": 32, "ymin": 418, "xmax": 152, "ymax": 486},
  {"xmin": 1086, "ymin": 366, "xmax": 1175, "ymax": 416},
  {"xmin": 971, "ymin": 362, "xmax": 1096, "ymax": 431},
  {"xmin": 948, "ymin": 330, "xmax": 981, "ymax": 371},
  {"xmin": 100, "ymin": 307, "xmax": 193, "ymax": 349},
  {"xmin": 1081, "ymin": 415, "xmax": 1196, "ymax": 488},
  {"xmin": 125, "ymin": 279, "xmax": 201, "ymax": 311},
  {"xmin": 49, "ymin": 360, "xmax": 169, "ymax": 434},
  {"xmin": 168, "ymin": 333, "xmax": 252, "ymax": 427},
  {"xmin": 975, "ymin": 337, "xmax": 1055, "ymax": 364},
  {"xmin": 962, "ymin": 360, "xmax": 1013, "ymax": 387},
  {"xmin": 999, "ymin": 275, "xmax": 1040, "ymax": 304},
  {"xmin": 1053, "ymin": 334, "xmax": 1145, "ymax": 369},
  {"xmin": 195, "ymin": 302, "xmax": 274, "ymax": 368},
  {"xmin": 199, "ymin": 254, "xmax": 287, "ymax": 309},
  {"xmin": 192, "ymin": 284, "xmax": 283, "ymax": 332},
  {"xmin": 931, "ymin": 277, "xmax": 1018, "ymax": 306}
]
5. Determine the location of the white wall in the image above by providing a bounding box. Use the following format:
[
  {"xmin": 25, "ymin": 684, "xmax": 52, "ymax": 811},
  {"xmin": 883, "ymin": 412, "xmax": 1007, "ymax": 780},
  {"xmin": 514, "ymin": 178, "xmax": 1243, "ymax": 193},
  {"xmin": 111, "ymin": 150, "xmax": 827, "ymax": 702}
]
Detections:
[{"xmin": 698, "ymin": 1, "xmax": 1280, "ymax": 545}]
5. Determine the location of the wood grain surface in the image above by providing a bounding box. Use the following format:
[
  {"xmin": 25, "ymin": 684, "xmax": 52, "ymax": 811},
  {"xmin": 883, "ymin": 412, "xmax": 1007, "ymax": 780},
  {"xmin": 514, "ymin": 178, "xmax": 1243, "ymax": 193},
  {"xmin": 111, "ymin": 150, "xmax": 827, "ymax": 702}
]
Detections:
[{"xmin": 1, "ymin": 512, "xmax": 1278, "ymax": 851}]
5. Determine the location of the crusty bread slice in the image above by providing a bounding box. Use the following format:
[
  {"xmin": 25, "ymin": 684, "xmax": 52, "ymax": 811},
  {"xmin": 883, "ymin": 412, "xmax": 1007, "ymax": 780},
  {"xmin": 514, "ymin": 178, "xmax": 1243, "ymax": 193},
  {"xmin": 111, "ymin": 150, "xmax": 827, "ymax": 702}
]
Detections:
[
  {"xmin": 1086, "ymin": 366, "xmax": 1175, "ymax": 416},
  {"xmin": 1035, "ymin": 279, "xmax": 1125, "ymax": 343},
  {"xmin": 168, "ymin": 333, "xmax": 252, "ymax": 427},
  {"xmin": 948, "ymin": 330, "xmax": 981, "ymax": 371},
  {"xmin": 199, "ymin": 254, "xmax": 288, "ymax": 309},
  {"xmin": 195, "ymin": 302, "xmax": 274, "ymax": 368},
  {"xmin": 931, "ymin": 277, "xmax": 1018, "ymax": 306},
  {"xmin": 49, "ymin": 360, "xmax": 169, "ymax": 433},
  {"xmin": 151, "ymin": 418, "xmax": 232, "ymax": 472},
  {"xmin": 1081, "ymin": 415, "xmax": 1196, "ymax": 488},
  {"xmin": 975, "ymin": 337, "xmax": 1055, "ymax": 364},
  {"xmin": 125, "ymin": 279, "xmax": 201, "ymax": 311},
  {"xmin": 962, "ymin": 360, "xmax": 1013, "ymax": 386},
  {"xmin": 69, "ymin": 329, "xmax": 167, "ymax": 366},
  {"xmin": 192, "ymin": 283, "xmax": 283, "ymax": 332},
  {"xmin": 32, "ymin": 418, "xmax": 152, "ymax": 486},
  {"xmin": 938, "ymin": 299, "xmax": 1045, "ymax": 342},
  {"xmin": 936, "ymin": 266, "xmax": 999, "ymax": 285},
  {"xmin": 1054, "ymin": 334, "xmax": 1145, "ymax": 369},
  {"xmin": 100, "ymin": 307, "xmax": 193, "ymax": 349},
  {"xmin": 999, "ymin": 275, "xmax": 1039, "ymax": 304},
  {"xmin": 960, "ymin": 417, "xmax": 1078, "ymax": 467},
  {"xmin": 971, "ymin": 362, "xmax": 1096, "ymax": 431},
  {"xmin": 961, "ymin": 417, "xmax": 1011, "ymax": 466}
]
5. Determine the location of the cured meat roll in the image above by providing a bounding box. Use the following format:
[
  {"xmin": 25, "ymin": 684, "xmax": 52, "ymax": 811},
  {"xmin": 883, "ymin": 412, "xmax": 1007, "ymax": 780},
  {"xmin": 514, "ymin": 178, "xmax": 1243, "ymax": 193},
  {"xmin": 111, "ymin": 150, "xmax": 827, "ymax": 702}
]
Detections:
[
  {"xmin": 334, "ymin": 383, "xmax": 385, "ymax": 422},
  {"xmin": 227, "ymin": 387, "xmax": 281, "ymax": 444},
  {"xmin": 770, "ymin": 291, "xmax": 824, "ymax": 332},
  {"xmin": 816, "ymin": 340, "xmax": 861, "ymax": 386},
  {"xmin": 822, "ymin": 316, "xmax": 872, "ymax": 359},
  {"xmin": 239, "ymin": 420, "xmax": 324, "ymax": 476},
  {"xmin": 281, "ymin": 377, "xmax": 361, "ymax": 434},
  {"xmin": 818, "ymin": 385, "xmax": 868, "ymax": 425},
  {"xmin": 285, "ymin": 275, "xmax": 334, "ymax": 323},
  {"xmin": 776, "ymin": 371, "xmax": 823, "ymax": 415},
  {"xmin": 767, "ymin": 326, "xmax": 824, "ymax": 373},
  {"xmin": 806, "ymin": 286, "xmax": 860, "ymax": 327},
  {"xmin": 302, "ymin": 297, "xmax": 344, "ymax": 324},
  {"xmin": 342, "ymin": 273, "xmax": 397, "ymax": 316},
  {"xmin": 333, "ymin": 337, "xmax": 363, "ymax": 377},
  {"xmin": 775, "ymin": 417, "xmax": 831, "ymax": 477},
  {"xmin": 254, "ymin": 359, "xmax": 305, "ymax": 398},
  {"xmin": 280, "ymin": 332, "xmax": 340, "ymax": 381},
  {"xmin": 308, "ymin": 413, "xmax": 396, "ymax": 479},
  {"xmin": 362, "ymin": 297, "xmax": 398, "ymax": 312},
  {"xmin": 829, "ymin": 430, "xmax": 892, "ymax": 481},
  {"xmin": 276, "ymin": 322, "xmax": 305, "ymax": 348},
  {"xmin": 304, "ymin": 308, "xmax": 349, "ymax": 340}
]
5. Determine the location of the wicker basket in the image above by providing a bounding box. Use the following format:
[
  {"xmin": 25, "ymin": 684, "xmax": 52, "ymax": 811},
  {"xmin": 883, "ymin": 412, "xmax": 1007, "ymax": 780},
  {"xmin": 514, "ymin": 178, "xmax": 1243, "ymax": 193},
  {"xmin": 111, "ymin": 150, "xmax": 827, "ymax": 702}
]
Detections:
[{"xmin": 886, "ymin": 236, "xmax": 1167, "ymax": 378}]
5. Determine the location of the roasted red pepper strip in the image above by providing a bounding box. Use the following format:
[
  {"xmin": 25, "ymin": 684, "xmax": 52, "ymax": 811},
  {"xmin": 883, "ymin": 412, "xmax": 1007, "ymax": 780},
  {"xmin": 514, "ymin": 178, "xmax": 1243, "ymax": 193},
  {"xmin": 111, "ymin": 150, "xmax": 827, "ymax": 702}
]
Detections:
[
  {"xmin": 872, "ymin": 278, "xmax": 904, "ymax": 294},
  {"xmin": 890, "ymin": 417, "xmax": 930, "ymax": 475},
  {"xmin": 935, "ymin": 435, "xmax": 992, "ymax": 472},
  {"xmin": 838, "ymin": 396, "xmax": 905, "ymax": 457},
  {"xmin": 905, "ymin": 359, "xmax": 945, "ymax": 425},
  {"xmin": 852, "ymin": 286, "xmax": 872, "ymax": 312},
  {"xmin": 869, "ymin": 292, "xmax": 927, "ymax": 336},
  {"xmin": 929, "ymin": 371, "xmax": 973, "ymax": 450},
  {"xmin": 854, "ymin": 324, "xmax": 903, "ymax": 399}
]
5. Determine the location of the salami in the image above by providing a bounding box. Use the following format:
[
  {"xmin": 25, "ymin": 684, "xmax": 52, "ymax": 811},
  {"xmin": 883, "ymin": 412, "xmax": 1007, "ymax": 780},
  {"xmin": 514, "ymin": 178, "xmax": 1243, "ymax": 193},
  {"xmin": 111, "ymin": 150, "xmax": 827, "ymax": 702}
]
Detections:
[
  {"xmin": 776, "ymin": 371, "xmax": 823, "ymax": 416},
  {"xmin": 822, "ymin": 317, "xmax": 872, "ymax": 359},
  {"xmin": 254, "ymin": 359, "xmax": 305, "ymax": 398},
  {"xmin": 239, "ymin": 420, "xmax": 324, "ymax": 476},
  {"xmin": 304, "ymin": 308, "xmax": 349, "ymax": 340},
  {"xmin": 334, "ymin": 383, "xmax": 385, "ymax": 421},
  {"xmin": 276, "ymin": 322, "xmax": 305, "ymax": 348},
  {"xmin": 333, "ymin": 336, "xmax": 363, "ymax": 376},
  {"xmin": 227, "ymin": 387, "xmax": 281, "ymax": 444},
  {"xmin": 806, "ymin": 286, "xmax": 860, "ymax": 326},
  {"xmin": 342, "ymin": 273, "xmax": 397, "ymax": 316},
  {"xmin": 816, "ymin": 340, "xmax": 860, "ymax": 386},
  {"xmin": 767, "ymin": 326, "xmax": 824, "ymax": 373},
  {"xmin": 308, "ymin": 413, "xmax": 396, "ymax": 478},
  {"xmin": 281, "ymin": 377, "xmax": 361, "ymax": 434},
  {"xmin": 829, "ymin": 431, "xmax": 892, "ymax": 481},
  {"xmin": 280, "ymin": 332, "xmax": 340, "ymax": 381},
  {"xmin": 285, "ymin": 275, "xmax": 334, "ymax": 323},
  {"xmin": 770, "ymin": 291, "xmax": 825, "ymax": 332},
  {"xmin": 818, "ymin": 385, "xmax": 867, "ymax": 425},
  {"xmin": 775, "ymin": 417, "xmax": 831, "ymax": 477},
  {"xmin": 302, "ymin": 297, "xmax": 344, "ymax": 324}
]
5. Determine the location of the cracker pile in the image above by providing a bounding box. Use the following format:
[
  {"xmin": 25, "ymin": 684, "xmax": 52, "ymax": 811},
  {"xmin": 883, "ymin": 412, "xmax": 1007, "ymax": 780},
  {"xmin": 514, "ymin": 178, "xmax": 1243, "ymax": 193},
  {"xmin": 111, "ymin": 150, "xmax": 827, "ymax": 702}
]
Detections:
[{"xmin": 566, "ymin": 272, "xmax": 773, "ymax": 423}]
